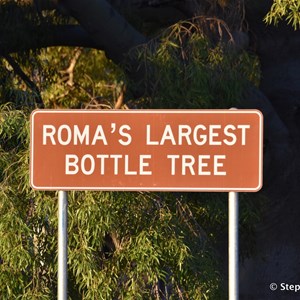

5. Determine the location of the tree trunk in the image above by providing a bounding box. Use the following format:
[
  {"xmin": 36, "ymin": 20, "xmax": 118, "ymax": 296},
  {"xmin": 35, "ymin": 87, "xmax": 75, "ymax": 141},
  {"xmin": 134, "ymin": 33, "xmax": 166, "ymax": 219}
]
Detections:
[{"xmin": 61, "ymin": 0, "xmax": 147, "ymax": 63}]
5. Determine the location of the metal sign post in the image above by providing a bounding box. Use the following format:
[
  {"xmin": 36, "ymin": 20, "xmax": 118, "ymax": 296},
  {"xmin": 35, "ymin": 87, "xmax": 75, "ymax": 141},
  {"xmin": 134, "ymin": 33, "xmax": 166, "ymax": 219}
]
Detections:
[
  {"xmin": 58, "ymin": 191, "xmax": 68, "ymax": 300},
  {"xmin": 229, "ymin": 191, "xmax": 239, "ymax": 300}
]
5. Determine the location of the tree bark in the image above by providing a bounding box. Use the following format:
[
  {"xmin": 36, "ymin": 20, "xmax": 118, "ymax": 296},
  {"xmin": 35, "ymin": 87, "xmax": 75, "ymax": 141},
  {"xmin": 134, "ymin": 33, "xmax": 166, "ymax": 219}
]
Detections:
[{"xmin": 61, "ymin": 0, "xmax": 147, "ymax": 63}]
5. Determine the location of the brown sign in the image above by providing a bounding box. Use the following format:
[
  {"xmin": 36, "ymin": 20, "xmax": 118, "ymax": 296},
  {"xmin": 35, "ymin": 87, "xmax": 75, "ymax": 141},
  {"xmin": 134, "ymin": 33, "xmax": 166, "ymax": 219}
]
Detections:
[{"xmin": 30, "ymin": 110, "xmax": 263, "ymax": 191}]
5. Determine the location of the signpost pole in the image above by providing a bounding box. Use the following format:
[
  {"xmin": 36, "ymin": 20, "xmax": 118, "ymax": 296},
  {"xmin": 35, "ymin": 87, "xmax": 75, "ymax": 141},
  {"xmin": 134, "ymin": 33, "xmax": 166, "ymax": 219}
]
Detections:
[
  {"xmin": 229, "ymin": 191, "xmax": 239, "ymax": 300},
  {"xmin": 58, "ymin": 191, "xmax": 68, "ymax": 300}
]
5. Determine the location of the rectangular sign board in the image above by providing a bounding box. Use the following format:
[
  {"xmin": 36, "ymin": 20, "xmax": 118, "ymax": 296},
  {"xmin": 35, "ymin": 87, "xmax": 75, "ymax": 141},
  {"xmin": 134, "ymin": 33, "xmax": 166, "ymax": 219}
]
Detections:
[{"xmin": 30, "ymin": 109, "xmax": 263, "ymax": 192}]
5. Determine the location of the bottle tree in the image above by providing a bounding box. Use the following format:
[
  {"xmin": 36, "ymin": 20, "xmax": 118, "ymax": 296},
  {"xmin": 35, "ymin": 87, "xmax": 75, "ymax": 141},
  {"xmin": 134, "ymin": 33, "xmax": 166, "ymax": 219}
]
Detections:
[{"xmin": 1, "ymin": 0, "xmax": 299, "ymax": 299}]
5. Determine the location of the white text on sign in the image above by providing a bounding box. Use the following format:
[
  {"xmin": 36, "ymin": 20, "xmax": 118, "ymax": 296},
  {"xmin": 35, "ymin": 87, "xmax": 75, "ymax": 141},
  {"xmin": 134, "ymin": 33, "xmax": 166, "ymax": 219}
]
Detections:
[{"xmin": 42, "ymin": 123, "xmax": 250, "ymax": 176}]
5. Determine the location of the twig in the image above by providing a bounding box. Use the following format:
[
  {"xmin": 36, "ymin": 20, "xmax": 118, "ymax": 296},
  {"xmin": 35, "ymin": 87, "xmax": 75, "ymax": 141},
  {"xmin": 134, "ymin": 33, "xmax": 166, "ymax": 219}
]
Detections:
[
  {"xmin": 114, "ymin": 84, "xmax": 126, "ymax": 109},
  {"xmin": 60, "ymin": 47, "xmax": 82, "ymax": 87}
]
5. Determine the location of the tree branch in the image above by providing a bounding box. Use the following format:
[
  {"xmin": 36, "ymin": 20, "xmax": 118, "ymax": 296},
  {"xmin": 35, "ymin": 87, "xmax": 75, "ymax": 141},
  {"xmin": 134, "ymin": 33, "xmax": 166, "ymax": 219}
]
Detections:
[
  {"xmin": 61, "ymin": 0, "xmax": 147, "ymax": 63},
  {"xmin": 2, "ymin": 54, "xmax": 44, "ymax": 108},
  {"xmin": 59, "ymin": 47, "xmax": 82, "ymax": 86}
]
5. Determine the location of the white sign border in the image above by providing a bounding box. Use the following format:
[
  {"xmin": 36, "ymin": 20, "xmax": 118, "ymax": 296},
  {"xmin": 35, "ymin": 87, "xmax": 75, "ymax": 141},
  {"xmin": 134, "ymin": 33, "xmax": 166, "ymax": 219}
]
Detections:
[{"xmin": 30, "ymin": 109, "xmax": 263, "ymax": 192}]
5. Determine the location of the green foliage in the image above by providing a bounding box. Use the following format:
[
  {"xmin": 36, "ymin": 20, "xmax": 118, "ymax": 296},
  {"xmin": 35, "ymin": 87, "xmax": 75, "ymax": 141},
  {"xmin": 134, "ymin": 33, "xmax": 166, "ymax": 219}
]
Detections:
[
  {"xmin": 0, "ymin": 47, "xmax": 125, "ymax": 110},
  {"xmin": 40, "ymin": 47, "xmax": 125, "ymax": 109},
  {"xmin": 128, "ymin": 18, "xmax": 260, "ymax": 109},
  {"xmin": 0, "ymin": 104, "xmax": 56, "ymax": 299},
  {"xmin": 264, "ymin": 0, "xmax": 300, "ymax": 30},
  {"xmin": 66, "ymin": 191, "xmax": 222, "ymax": 299}
]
